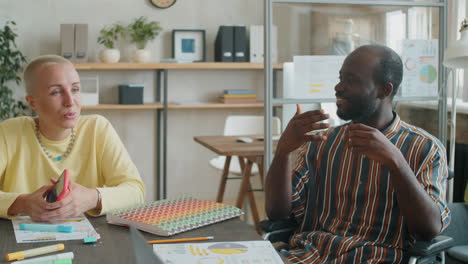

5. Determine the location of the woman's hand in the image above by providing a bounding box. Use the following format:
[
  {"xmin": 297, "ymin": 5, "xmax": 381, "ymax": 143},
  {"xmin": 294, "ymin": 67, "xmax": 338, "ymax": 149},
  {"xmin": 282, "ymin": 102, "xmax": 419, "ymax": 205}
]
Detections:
[
  {"xmin": 41, "ymin": 182, "xmax": 99, "ymax": 222},
  {"xmin": 8, "ymin": 185, "xmax": 53, "ymax": 222},
  {"xmin": 8, "ymin": 183, "xmax": 99, "ymax": 222}
]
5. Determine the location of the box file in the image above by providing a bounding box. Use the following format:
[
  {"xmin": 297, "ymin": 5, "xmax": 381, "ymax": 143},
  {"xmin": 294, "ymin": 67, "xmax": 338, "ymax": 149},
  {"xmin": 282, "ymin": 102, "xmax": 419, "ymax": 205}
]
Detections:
[
  {"xmin": 74, "ymin": 24, "xmax": 88, "ymax": 63},
  {"xmin": 60, "ymin": 24, "xmax": 75, "ymax": 61},
  {"xmin": 249, "ymin": 25, "xmax": 277, "ymax": 63},
  {"xmin": 215, "ymin": 26, "xmax": 234, "ymax": 62},
  {"xmin": 233, "ymin": 26, "xmax": 248, "ymax": 62}
]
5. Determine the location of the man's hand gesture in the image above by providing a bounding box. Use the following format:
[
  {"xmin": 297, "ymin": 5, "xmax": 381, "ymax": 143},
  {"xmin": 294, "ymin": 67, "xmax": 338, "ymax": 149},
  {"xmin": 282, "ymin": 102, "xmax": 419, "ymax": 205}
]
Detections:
[
  {"xmin": 276, "ymin": 104, "xmax": 330, "ymax": 156},
  {"xmin": 345, "ymin": 123, "xmax": 402, "ymax": 170}
]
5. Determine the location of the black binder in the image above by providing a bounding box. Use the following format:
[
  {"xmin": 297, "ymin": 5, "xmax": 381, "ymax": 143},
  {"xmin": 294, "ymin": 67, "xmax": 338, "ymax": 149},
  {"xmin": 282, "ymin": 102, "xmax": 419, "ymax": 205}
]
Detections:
[
  {"xmin": 233, "ymin": 26, "xmax": 248, "ymax": 62},
  {"xmin": 215, "ymin": 26, "xmax": 234, "ymax": 62}
]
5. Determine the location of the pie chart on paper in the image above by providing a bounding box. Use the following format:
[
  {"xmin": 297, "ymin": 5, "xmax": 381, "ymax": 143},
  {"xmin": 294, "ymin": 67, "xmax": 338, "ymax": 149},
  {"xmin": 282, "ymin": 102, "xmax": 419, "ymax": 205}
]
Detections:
[
  {"xmin": 208, "ymin": 242, "xmax": 248, "ymax": 255},
  {"xmin": 419, "ymin": 65, "xmax": 437, "ymax": 84}
]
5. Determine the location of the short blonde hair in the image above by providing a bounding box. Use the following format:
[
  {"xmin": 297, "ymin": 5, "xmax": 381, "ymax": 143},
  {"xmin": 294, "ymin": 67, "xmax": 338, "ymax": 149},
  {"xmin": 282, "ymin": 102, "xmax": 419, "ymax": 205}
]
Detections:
[{"xmin": 23, "ymin": 55, "xmax": 72, "ymax": 96}]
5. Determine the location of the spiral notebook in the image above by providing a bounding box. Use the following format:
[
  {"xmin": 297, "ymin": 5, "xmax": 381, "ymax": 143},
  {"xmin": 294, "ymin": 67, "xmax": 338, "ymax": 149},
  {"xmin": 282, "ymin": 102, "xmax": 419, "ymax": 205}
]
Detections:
[{"xmin": 106, "ymin": 196, "xmax": 243, "ymax": 236}]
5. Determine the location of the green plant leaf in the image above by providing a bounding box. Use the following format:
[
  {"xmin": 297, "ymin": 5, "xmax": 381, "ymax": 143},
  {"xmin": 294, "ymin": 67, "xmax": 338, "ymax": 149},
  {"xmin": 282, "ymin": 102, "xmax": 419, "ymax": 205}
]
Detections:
[
  {"xmin": 0, "ymin": 21, "xmax": 29, "ymax": 121},
  {"xmin": 126, "ymin": 16, "xmax": 162, "ymax": 49},
  {"xmin": 97, "ymin": 23, "xmax": 124, "ymax": 49}
]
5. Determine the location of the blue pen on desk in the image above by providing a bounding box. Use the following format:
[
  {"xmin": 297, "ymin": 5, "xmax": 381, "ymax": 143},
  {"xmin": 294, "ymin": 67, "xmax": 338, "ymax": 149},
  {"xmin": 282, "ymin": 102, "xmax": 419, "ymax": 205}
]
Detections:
[{"xmin": 19, "ymin": 223, "xmax": 74, "ymax": 233}]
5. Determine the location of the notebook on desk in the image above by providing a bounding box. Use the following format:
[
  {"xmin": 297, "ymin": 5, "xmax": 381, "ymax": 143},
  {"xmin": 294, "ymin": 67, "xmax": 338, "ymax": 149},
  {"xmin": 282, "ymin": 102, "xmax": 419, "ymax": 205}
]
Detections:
[{"xmin": 107, "ymin": 196, "xmax": 243, "ymax": 236}]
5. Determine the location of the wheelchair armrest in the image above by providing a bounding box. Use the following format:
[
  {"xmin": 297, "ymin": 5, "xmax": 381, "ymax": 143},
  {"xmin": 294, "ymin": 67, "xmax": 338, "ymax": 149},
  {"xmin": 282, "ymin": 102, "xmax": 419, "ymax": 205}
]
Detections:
[
  {"xmin": 260, "ymin": 219, "xmax": 296, "ymax": 243},
  {"xmin": 260, "ymin": 218, "xmax": 296, "ymax": 233},
  {"xmin": 407, "ymin": 235, "xmax": 455, "ymax": 257}
]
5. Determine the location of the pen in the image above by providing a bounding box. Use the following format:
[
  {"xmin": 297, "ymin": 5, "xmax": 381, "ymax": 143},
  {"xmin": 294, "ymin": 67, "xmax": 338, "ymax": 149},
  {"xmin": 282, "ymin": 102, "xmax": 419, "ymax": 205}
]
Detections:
[
  {"xmin": 11, "ymin": 252, "xmax": 74, "ymax": 264},
  {"xmin": 5, "ymin": 244, "xmax": 65, "ymax": 261},
  {"xmin": 19, "ymin": 223, "xmax": 74, "ymax": 233},
  {"xmin": 147, "ymin": 236, "xmax": 214, "ymax": 244}
]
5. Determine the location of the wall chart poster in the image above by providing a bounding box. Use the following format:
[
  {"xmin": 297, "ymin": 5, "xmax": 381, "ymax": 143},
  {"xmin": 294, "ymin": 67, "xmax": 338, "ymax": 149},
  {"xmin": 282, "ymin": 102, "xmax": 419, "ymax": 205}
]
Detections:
[{"xmin": 401, "ymin": 39, "xmax": 438, "ymax": 97}]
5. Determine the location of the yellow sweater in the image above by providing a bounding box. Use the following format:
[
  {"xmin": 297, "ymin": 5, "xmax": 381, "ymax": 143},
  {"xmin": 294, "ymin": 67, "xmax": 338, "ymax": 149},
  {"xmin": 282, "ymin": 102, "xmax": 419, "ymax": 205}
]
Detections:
[
  {"xmin": 0, "ymin": 115, "xmax": 145, "ymax": 219},
  {"xmin": 465, "ymin": 183, "xmax": 468, "ymax": 205}
]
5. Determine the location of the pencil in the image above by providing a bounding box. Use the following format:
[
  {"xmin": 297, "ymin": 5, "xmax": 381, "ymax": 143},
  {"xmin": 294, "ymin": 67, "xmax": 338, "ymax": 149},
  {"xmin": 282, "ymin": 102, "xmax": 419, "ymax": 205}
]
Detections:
[{"xmin": 147, "ymin": 236, "xmax": 214, "ymax": 244}]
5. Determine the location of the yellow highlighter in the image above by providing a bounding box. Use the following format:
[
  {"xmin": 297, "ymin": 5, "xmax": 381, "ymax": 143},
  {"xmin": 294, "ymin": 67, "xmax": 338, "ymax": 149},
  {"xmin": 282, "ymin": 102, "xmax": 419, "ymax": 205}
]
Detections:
[{"xmin": 5, "ymin": 243, "xmax": 64, "ymax": 261}]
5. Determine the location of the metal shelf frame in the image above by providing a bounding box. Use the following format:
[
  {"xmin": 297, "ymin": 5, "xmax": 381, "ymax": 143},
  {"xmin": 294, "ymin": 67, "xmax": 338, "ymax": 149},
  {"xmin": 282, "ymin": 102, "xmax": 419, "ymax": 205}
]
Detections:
[{"xmin": 263, "ymin": 0, "xmax": 448, "ymax": 171}]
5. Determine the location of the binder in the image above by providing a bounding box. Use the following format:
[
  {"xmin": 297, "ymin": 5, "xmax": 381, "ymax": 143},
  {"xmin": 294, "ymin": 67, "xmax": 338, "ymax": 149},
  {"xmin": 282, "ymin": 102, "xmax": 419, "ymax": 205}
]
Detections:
[
  {"xmin": 74, "ymin": 24, "xmax": 88, "ymax": 63},
  {"xmin": 60, "ymin": 24, "xmax": 75, "ymax": 61},
  {"xmin": 249, "ymin": 25, "xmax": 277, "ymax": 63},
  {"xmin": 233, "ymin": 26, "xmax": 248, "ymax": 62},
  {"xmin": 215, "ymin": 26, "xmax": 234, "ymax": 62}
]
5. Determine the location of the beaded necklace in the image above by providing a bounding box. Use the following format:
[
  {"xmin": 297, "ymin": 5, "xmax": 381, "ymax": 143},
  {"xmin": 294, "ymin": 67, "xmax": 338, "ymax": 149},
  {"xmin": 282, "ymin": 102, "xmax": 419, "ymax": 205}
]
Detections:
[{"xmin": 34, "ymin": 121, "xmax": 76, "ymax": 162}]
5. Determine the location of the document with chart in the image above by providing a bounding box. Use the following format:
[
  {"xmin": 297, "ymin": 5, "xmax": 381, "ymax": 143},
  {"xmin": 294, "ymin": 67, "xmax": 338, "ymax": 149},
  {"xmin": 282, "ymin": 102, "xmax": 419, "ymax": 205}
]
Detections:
[
  {"xmin": 153, "ymin": 240, "xmax": 283, "ymax": 264},
  {"xmin": 401, "ymin": 39, "xmax": 438, "ymax": 97},
  {"xmin": 292, "ymin": 56, "xmax": 345, "ymax": 99},
  {"xmin": 12, "ymin": 215, "xmax": 100, "ymax": 243}
]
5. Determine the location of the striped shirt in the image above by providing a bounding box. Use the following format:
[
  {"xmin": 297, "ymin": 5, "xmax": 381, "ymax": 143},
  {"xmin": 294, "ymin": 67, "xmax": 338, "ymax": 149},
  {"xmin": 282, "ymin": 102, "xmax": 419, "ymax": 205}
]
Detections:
[{"xmin": 285, "ymin": 113, "xmax": 450, "ymax": 264}]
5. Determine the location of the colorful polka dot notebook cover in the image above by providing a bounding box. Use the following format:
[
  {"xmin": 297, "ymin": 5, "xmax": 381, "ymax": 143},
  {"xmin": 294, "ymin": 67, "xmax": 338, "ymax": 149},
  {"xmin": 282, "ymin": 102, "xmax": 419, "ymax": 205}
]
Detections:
[{"xmin": 106, "ymin": 196, "xmax": 244, "ymax": 236}]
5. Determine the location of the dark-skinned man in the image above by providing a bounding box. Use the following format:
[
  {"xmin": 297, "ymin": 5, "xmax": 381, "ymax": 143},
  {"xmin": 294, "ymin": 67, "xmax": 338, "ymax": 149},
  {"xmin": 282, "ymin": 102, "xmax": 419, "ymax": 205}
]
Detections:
[{"xmin": 265, "ymin": 45, "xmax": 450, "ymax": 263}]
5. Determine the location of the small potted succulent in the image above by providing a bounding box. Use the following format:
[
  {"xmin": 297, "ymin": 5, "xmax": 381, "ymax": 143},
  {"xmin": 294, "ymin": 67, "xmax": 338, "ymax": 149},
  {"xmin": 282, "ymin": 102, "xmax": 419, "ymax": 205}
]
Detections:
[
  {"xmin": 97, "ymin": 24, "xmax": 124, "ymax": 63},
  {"xmin": 126, "ymin": 16, "xmax": 162, "ymax": 63}
]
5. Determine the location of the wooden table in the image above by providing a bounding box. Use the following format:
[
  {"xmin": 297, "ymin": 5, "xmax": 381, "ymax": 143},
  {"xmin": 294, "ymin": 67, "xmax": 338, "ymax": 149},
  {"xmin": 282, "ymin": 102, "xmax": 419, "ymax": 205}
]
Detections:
[
  {"xmin": 194, "ymin": 135, "xmax": 277, "ymax": 233},
  {"xmin": 0, "ymin": 216, "xmax": 263, "ymax": 264}
]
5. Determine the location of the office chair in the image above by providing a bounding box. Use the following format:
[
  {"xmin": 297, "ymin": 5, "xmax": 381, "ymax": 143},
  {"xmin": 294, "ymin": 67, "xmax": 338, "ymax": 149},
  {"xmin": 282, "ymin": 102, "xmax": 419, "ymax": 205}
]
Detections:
[
  {"xmin": 209, "ymin": 115, "xmax": 281, "ymax": 203},
  {"xmin": 261, "ymin": 218, "xmax": 454, "ymax": 264},
  {"xmin": 261, "ymin": 172, "xmax": 459, "ymax": 264},
  {"xmin": 442, "ymin": 202, "xmax": 468, "ymax": 264}
]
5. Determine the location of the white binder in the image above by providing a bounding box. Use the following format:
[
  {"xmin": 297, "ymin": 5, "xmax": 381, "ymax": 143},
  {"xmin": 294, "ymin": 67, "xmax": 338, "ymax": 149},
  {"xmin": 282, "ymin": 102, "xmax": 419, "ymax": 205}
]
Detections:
[{"xmin": 249, "ymin": 25, "xmax": 277, "ymax": 63}]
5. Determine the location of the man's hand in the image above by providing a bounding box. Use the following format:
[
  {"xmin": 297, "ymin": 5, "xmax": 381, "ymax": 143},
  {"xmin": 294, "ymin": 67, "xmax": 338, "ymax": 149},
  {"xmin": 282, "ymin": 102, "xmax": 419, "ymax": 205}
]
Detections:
[
  {"xmin": 41, "ymin": 182, "xmax": 98, "ymax": 222},
  {"xmin": 346, "ymin": 123, "xmax": 444, "ymax": 240},
  {"xmin": 345, "ymin": 123, "xmax": 403, "ymax": 170},
  {"xmin": 276, "ymin": 104, "xmax": 330, "ymax": 156}
]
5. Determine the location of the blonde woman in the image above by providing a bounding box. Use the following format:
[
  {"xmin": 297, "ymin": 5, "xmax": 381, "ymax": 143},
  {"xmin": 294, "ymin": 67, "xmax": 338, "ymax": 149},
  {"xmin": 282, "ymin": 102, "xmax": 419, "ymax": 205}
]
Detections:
[{"xmin": 0, "ymin": 55, "xmax": 145, "ymax": 221}]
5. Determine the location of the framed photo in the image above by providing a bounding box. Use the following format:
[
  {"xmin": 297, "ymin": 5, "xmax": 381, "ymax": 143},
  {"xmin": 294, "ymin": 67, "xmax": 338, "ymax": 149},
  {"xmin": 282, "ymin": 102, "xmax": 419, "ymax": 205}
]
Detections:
[{"xmin": 172, "ymin": 29, "xmax": 206, "ymax": 62}]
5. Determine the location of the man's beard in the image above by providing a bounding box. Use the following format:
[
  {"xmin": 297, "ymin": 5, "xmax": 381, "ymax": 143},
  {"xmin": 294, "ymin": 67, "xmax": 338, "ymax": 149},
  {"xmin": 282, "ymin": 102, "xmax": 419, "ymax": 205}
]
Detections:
[{"xmin": 337, "ymin": 95, "xmax": 377, "ymax": 123}]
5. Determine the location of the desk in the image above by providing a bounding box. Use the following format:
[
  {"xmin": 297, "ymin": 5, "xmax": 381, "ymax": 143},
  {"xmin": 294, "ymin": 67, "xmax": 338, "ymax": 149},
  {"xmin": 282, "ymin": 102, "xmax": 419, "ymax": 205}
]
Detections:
[
  {"xmin": 194, "ymin": 135, "xmax": 277, "ymax": 233},
  {"xmin": 0, "ymin": 216, "xmax": 262, "ymax": 264}
]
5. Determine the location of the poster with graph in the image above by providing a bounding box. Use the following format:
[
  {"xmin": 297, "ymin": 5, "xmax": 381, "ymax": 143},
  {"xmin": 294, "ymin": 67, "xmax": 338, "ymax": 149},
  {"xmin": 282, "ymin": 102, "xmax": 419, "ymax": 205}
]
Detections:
[
  {"xmin": 293, "ymin": 56, "xmax": 345, "ymax": 99},
  {"xmin": 401, "ymin": 39, "xmax": 438, "ymax": 97}
]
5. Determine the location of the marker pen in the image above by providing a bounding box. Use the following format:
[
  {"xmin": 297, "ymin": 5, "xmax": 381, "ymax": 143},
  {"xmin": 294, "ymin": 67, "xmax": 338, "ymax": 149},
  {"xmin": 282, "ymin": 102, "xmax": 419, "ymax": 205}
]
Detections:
[
  {"xmin": 11, "ymin": 252, "xmax": 74, "ymax": 264},
  {"xmin": 5, "ymin": 244, "xmax": 65, "ymax": 261},
  {"xmin": 19, "ymin": 223, "xmax": 73, "ymax": 233}
]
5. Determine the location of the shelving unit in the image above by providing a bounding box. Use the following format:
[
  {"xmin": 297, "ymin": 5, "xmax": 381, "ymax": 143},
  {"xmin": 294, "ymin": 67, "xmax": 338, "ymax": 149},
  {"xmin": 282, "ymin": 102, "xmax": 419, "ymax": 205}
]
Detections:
[
  {"xmin": 75, "ymin": 62, "xmax": 283, "ymax": 71},
  {"xmin": 82, "ymin": 103, "xmax": 164, "ymax": 110},
  {"xmin": 76, "ymin": 62, "xmax": 283, "ymax": 199},
  {"xmin": 263, "ymin": 0, "xmax": 448, "ymax": 171}
]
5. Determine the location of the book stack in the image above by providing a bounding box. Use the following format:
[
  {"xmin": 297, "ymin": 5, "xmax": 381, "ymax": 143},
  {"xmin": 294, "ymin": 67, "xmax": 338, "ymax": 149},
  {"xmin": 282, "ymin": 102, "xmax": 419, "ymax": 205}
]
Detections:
[{"xmin": 221, "ymin": 89, "xmax": 257, "ymax": 104}]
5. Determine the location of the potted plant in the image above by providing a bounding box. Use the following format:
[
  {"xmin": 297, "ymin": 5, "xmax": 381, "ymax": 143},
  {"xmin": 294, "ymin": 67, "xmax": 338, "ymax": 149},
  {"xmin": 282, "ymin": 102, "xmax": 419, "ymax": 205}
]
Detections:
[
  {"xmin": 0, "ymin": 21, "xmax": 28, "ymax": 121},
  {"xmin": 97, "ymin": 24, "xmax": 124, "ymax": 63},
  {"xmin": 126, "ymin": 16, "xmax": 162, "ymax": 63}
]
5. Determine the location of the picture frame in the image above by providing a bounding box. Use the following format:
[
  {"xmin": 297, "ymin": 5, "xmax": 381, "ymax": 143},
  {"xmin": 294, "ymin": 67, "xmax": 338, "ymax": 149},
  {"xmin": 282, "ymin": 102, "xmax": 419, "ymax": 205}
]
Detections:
[{"xmin": 172, "ymin": 29, "xmax": 206, "ymax": 62}]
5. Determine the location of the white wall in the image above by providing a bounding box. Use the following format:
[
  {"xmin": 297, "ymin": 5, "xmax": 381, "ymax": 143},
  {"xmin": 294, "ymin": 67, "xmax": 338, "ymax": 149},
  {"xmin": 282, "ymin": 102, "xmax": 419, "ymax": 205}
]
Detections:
[
  {"xmin": 1, "ymin": 0, "xmax": 387, "ymax": 202},
  {"xmin": 0, "ymin": 0, "xmax": 279, "ymax": 201}
]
